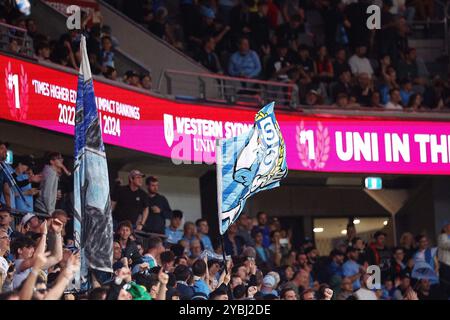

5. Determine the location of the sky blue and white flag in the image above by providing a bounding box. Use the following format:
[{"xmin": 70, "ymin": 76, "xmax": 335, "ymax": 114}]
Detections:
[
  {"xmin": 216, "ymin": 102, "xmax": 288, "ymax": 235},
  {"xmin": 74, "ymin": 35, "xmax": 113, "ymax": 290}
]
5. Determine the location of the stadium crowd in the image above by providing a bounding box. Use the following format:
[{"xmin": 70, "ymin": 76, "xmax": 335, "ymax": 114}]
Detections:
[
  {"xmin": 105, "ymin": 0, "xmax": 450, "ymax": 109},
  {"xmin": 1, "ymin": 141, "xmax": 450, "ymax": 300},
  {"xmin": 1, "ymin": 0, "xmax": 449, "ymax": 109},
  {"xmin": 0, "ymin": 0, "xmax": 153, "ymax": 91}
]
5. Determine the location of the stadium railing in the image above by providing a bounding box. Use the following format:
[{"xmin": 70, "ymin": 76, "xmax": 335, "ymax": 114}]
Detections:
[
  {"xmin": 0, "ymin": 21, "xmax": 34, "ymax": 58},
  {"xmin": 158, "ymin": 68, "xmax": 299, "ymax": 109}
]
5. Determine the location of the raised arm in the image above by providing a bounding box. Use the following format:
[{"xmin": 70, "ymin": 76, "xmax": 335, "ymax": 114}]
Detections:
[
  {"xmin": 18, "ymin": 252, "xmax": 48, "ymax": 300},
  {"xmin": 44, "ymin": 252, "xmax": 80, "ymax": 300},
  {"xmin": 19, "ymin": 221, "xmax": 48, "ymax": 272},
  {"xmin": 156, "ymin": 269, "xmax": 169, "ymax": 300},
  {"xmin": 42, "ymin": 219, "xmax": 64, "ymax": 270}
]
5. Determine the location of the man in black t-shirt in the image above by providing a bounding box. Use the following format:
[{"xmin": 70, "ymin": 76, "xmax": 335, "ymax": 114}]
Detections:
[
  {"xmin": 111, "ymin": 170, "xmax": 149, "ymax": 230},
  {"xmin": 144, "ymin": 176, "xmax": 172, "ymax": 235},
  {"xmin": 367, "ymin": 231, "xmax": 392, "ymax": 282},
  {"xmin": 265, "ymin": 40, "xmax": 296, "ymax": 81}
]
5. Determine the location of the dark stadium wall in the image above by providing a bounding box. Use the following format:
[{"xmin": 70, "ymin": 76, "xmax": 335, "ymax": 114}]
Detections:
[
  {"xmin": 246, "ymin": 185, "xmax": 391, "ymax": 218},
  {"xmin": 396, "ymin": 179, "xmax": 437, "ymax": 245},
  {"xmin": 431, "ymin": 177, "xmax": 450, "ymax": 236},
  {"xmin": 199, "ymin": 170, "xmax": 220, "ymax": 248}
]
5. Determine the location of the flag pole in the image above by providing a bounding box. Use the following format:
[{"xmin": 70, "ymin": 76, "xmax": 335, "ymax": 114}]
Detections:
[
  {"xmin": 215, "ymin": 138, "xmax": 228, "ymax": 274},
  {"xmin": 220, "ymin": 235, "xmax": 228, "ymax": 275}
]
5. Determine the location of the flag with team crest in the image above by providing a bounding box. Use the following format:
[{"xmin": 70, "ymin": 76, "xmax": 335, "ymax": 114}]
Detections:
[
  {"xmin": 73, "ymin": 35, "xmax": 113, "ymax": 291},
  {"xmin": 216, "ymin": 102, "xmax": 288, "ymax": 235}
]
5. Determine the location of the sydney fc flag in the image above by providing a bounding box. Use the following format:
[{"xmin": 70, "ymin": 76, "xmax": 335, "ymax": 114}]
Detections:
[
  {"xmin": 216, "ymin": 102, "xmax": 288, "ymax": 235},
  {"xmin": 73, "ymin": 35, "xmax": 113, "ymax": 290}
]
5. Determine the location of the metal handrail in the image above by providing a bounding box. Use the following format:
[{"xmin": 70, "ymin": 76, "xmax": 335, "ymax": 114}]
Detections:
[
  {"xmin": 0, "ymin": 21, "xmax": 34, "ymax": 57},
  {"xmin": 409, "ymin": 0, "xmax": 450, "ymax": 55},
  {"xmin": 98, "ymin": 0, "xmax": 210, "ymax": 73},
  {"xmin": 162, "ymin": 69, "xmax": 296, "ymax": 88},
  {"xmin": 0, "ymin": 21, "xmax": 28, "ymax": 33},
  {"xmin": 160, "ymin": 68, "xmax": 299, "ymax": 108}
]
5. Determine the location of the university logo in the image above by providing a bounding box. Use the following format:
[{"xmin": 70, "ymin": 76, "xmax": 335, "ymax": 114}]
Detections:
[
  {"xmin": 163, "ymin": 113, "xmax": 175, "ymax": 147},
  {"xmin": 4, "ymin": 62, "xmax": 29, "ymax": 120},
  {"xmin": 296, "ymin": 121, "xmax": 330, "ymax": 169}
]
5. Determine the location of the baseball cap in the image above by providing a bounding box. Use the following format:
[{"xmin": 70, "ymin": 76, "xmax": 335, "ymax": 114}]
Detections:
[
  {"xmin": 399, "ymin": 270, "xmax": 411, "ymax": 280},
  {"xmin": 191, "ymin": 292, "xmax": 208, "ymax": 300},
  {"xmin": 241, "ymin": 247, "xmax": 256, "ymax": 260},
  {"xmin": 21, "ymin": 213, "xmax": 36, "ymax": 226},
  {"xmin": 128, "ymin": 169, "xmax": 145, "ymax": 180},
  {"xmin": 263, "ymin": 275, "xmax": 276, "ymax": 288},
  {"xmin": 127, "ymin": 282, "xmax": 151, "ymax": 300}
]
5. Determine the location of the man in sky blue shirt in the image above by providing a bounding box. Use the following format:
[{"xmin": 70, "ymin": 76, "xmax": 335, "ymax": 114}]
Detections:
[
  {"xmin": 196, "ymin": 218, "xmax": 213, "ymax": 251},
  {"xmin": 165, "ymin": 210, "xmax": 184, "ymax": 245},
  {"xmin": 192, "ymin": 259, "xmax": 210, "ymax": 296},
  {"xmin": 252, "ymin": 212, "xmax": 271, "ymax": 248},
  {"xmin": 342, "ymin": 247, "xmax": 363, "ymax": 291},
  {"xmin": 228, "ymin": 37, "xmax": 262, "ymax": 79}
]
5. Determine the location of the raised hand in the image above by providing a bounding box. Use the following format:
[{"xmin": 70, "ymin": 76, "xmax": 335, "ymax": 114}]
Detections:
[
  {"xmin": 65, "ymin": 251, "xmax": 81, "ymax": 276},
  {"xmin": 324, "ymin": 288, "xmax": 333, "ymax": 300},
  {"xmin": 247, "ymin": 286, "xmax": 257, "ymax": 298},
  {"xmin": 33, "ymin": 251, "xmax": 50, "ymax": 270},
  {"xmin": 405, "ymin": 289, "xmax": 418, "ymax": 300},
  {"xmin": 223, "ymin": 272, "xmax": 231, "ymax": 285},
  {"xmin": 158, "ymin": 269, "xmax": 169, "ymax": 286},
  {"xmin": 50, "ymin": 218, "xmax": 64, "ymax": 234},
  {"xmin": 139, "ymin": 262, "xmax": 149, "ymax": 272},
  {"xmin": 249, "ymin": 260, "xmax": 257, "ymax": 275},
  {"xmin": 28, "ymin": 174, "xmax": 42, "ymax": 184}
]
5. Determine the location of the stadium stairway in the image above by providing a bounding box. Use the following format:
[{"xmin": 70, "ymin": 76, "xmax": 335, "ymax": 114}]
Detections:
[
  {"xmin": 31, "ymin": 0, "xmax": 149, "ymax": 76},
  {"xmin": 31, "ymin": 0, "xmax": 213, "ymax": 97},
  {"xmin": 98, "ymin": 0, "xmax": 213, "ymax": 96}
]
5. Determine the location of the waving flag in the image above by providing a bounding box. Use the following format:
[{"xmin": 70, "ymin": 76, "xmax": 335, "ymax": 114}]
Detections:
[
  {"xmin": 216, "ymin": 102, "xmax": 288, "ymax": 235},
  {"xmin": 74, "ymin": 35, "xmax": 113, "ymax": 290}
]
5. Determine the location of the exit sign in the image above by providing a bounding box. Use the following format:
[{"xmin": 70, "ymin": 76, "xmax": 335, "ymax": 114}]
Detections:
[{"xmin": 365, "ymin": 177, "xmax": 382, "ymax": 190}]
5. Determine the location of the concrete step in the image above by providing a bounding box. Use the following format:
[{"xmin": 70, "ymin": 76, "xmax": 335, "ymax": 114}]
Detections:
[{"xmin": 409, "ymin": 39, "xmax": 446, "ymax": 63}]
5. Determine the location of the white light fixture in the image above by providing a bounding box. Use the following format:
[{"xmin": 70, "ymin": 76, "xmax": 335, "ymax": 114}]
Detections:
[
  {"xmin": 353, "ymin": 219, "xmax": 361, "ymax": 225},
  {"xmin": 313, "ymin": 227, "xmax": 324, "ymax": 233},
  {"xmin": 383, "ymin": 220, "xmax": 388, "ymax": 226},
  {"xmin": 341, "ymin": 229, "xmax": 347, "ymax": 235}
]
